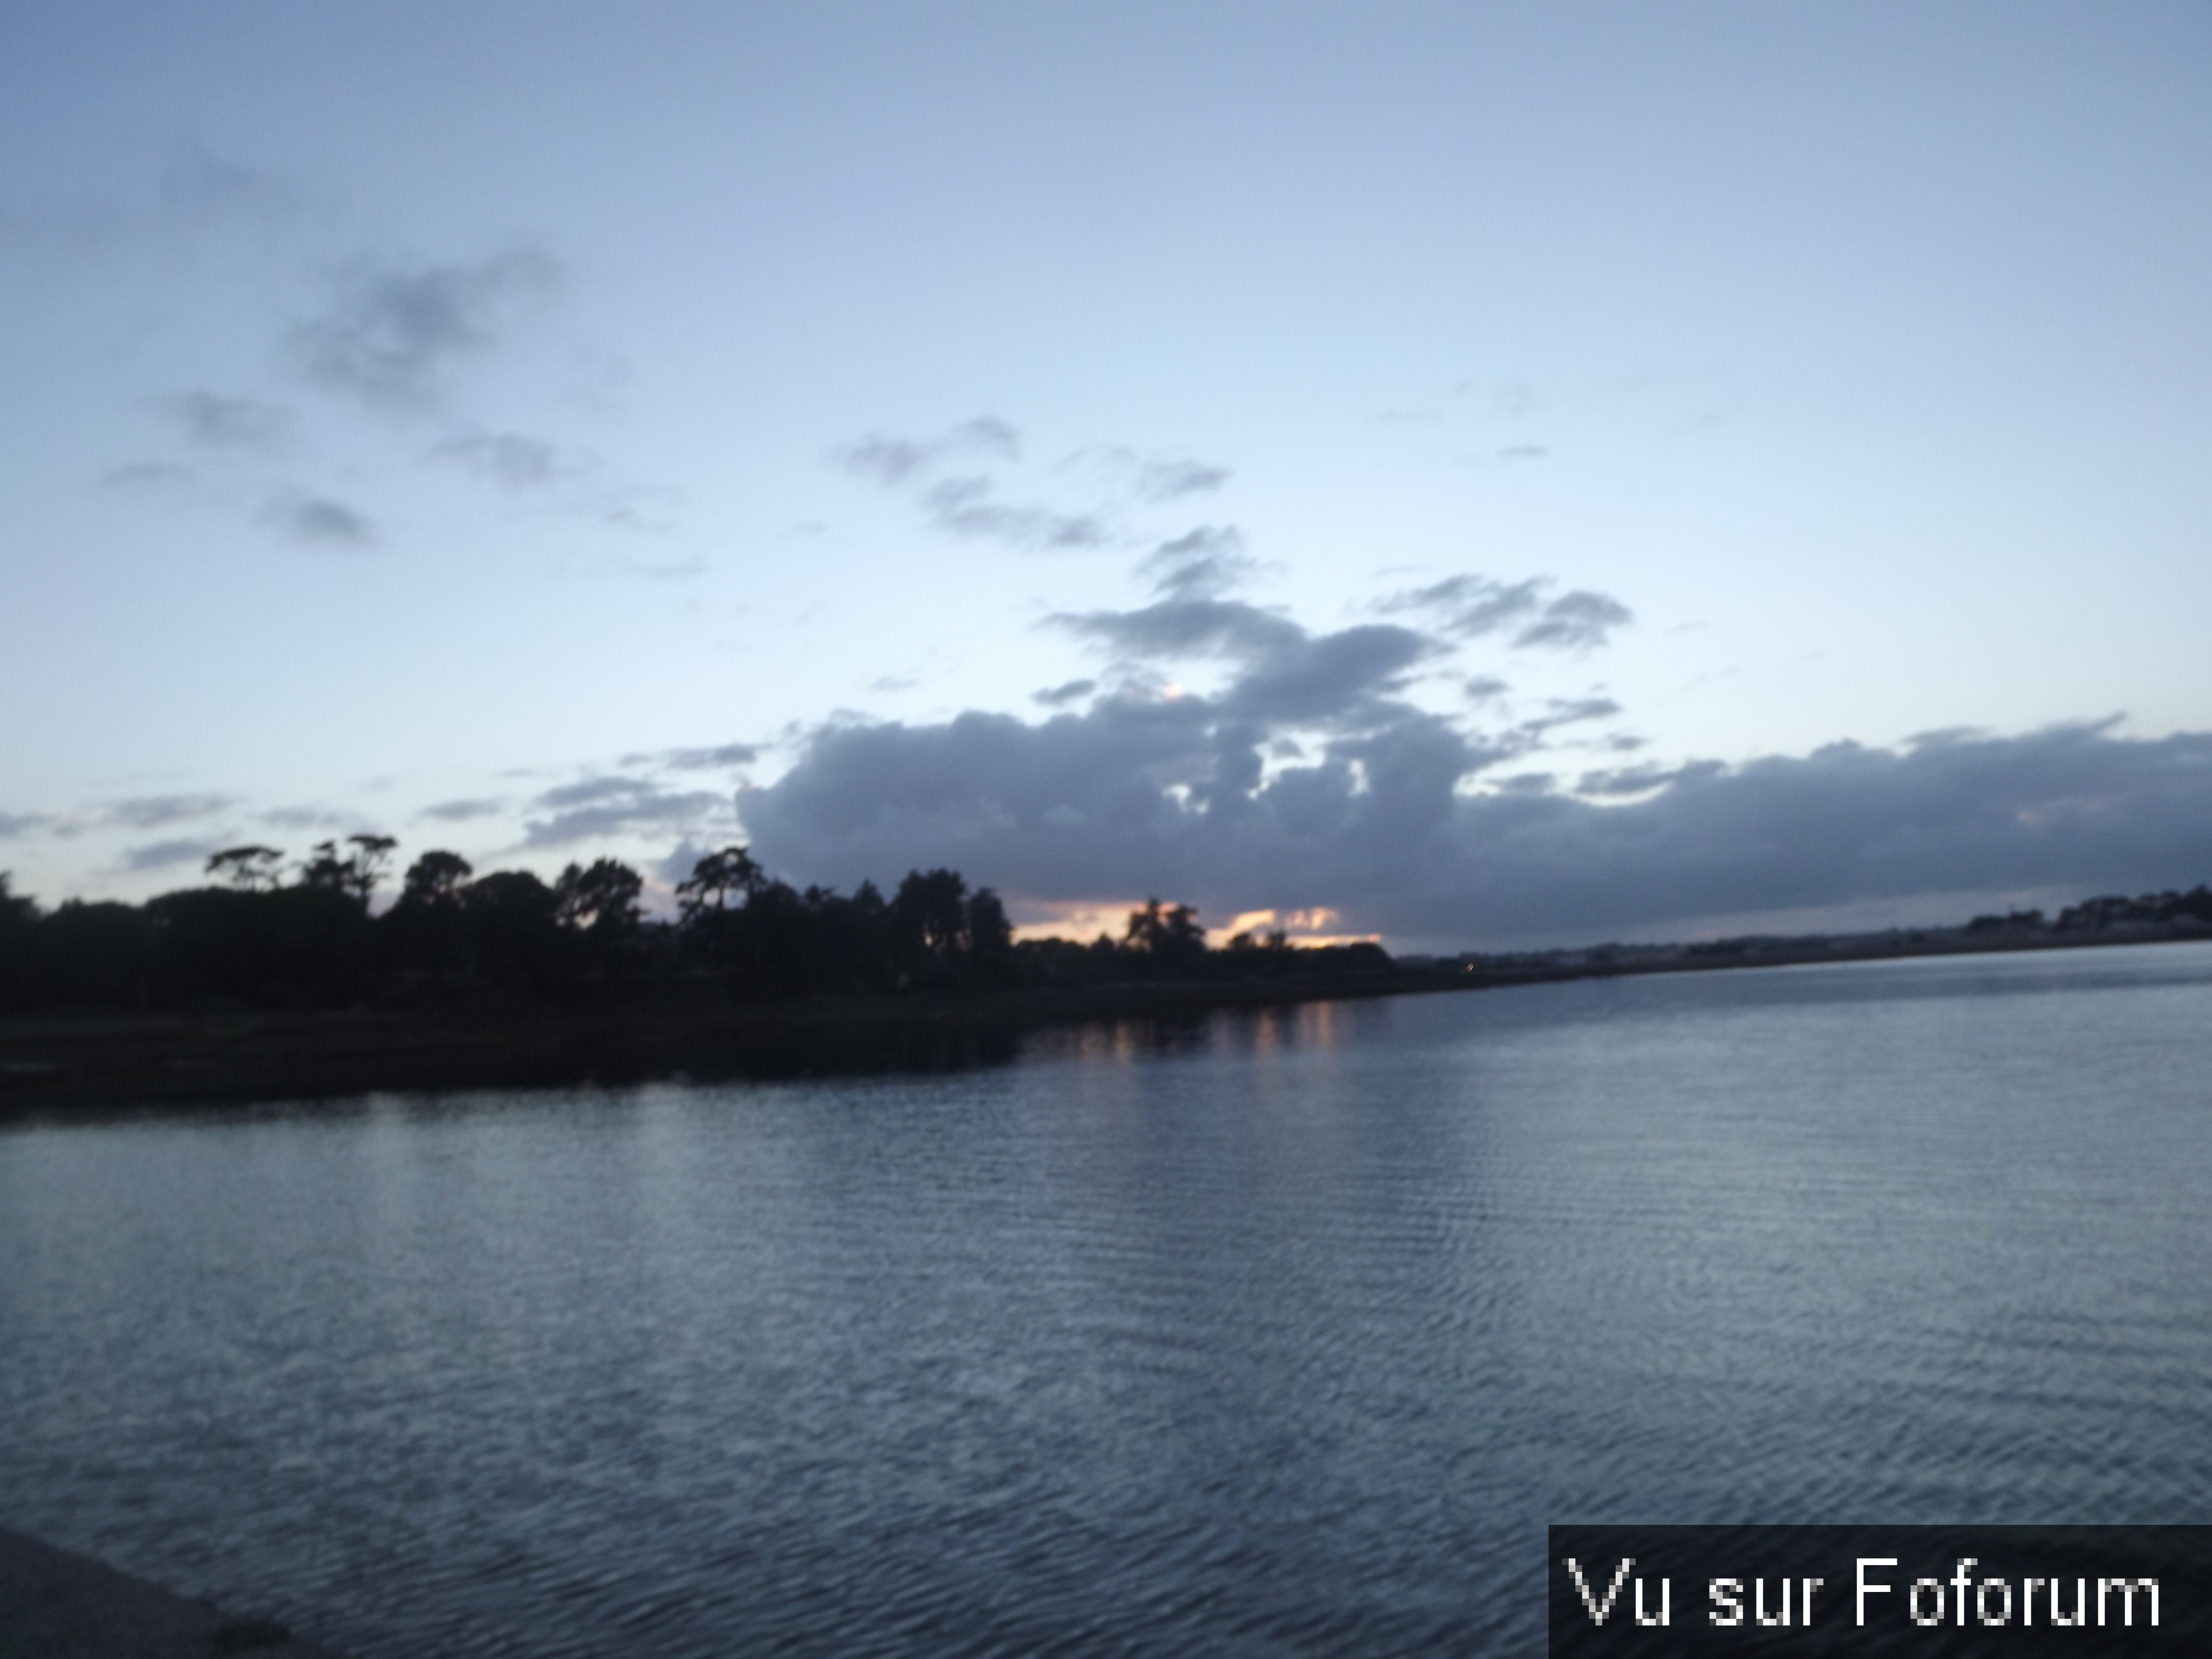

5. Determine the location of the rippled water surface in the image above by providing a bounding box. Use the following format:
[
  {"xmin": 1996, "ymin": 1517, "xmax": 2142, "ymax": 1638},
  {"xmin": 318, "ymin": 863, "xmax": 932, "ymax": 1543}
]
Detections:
[{"xmin": 5, "ymin": 945, "xmax": 2211, "ymax": 1655}]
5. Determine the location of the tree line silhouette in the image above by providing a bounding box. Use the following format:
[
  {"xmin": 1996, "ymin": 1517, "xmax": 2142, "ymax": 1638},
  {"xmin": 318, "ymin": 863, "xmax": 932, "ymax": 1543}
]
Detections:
[{"xmin": 0, "ymin": 839, "xmax": 1389, "ymax": 1014}]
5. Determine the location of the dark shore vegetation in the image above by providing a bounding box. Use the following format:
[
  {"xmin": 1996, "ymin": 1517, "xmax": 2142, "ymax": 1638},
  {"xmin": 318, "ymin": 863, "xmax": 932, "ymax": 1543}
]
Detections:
[
  {"xmin": 2, "ymin": 839, "xmax": 2207, "ymax": 1113},
  {"xmin": 0, "ymin": 841, "xmax": 1392, "ymax": 1110}
]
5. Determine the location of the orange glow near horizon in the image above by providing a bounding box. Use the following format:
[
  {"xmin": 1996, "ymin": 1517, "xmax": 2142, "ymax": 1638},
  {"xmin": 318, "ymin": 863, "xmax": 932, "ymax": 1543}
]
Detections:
[{"xmin": 1011, "ymin": 901, "xmax": 1378, "ymax": 948}]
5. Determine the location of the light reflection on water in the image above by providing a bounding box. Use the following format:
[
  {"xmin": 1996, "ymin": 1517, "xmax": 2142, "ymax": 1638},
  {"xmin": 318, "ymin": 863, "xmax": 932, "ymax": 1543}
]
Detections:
[{"xmin": 3, "ymin": 945, "xmax": 2210, "ymax": 1655}]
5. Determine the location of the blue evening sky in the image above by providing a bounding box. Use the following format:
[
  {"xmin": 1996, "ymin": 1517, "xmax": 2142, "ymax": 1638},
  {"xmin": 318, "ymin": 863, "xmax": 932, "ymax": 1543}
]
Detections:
[{"xmin": 4, "ymin": 3, "xmax": 2208, "ymax": 949}]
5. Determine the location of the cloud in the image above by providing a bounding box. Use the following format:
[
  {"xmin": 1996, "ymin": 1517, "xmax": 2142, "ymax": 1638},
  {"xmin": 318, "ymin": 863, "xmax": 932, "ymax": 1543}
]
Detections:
[
  {"xmin": 742, "ymin": 705, "xmax": 2212, "ymax": 950},
  {"xmin": 0, "ymin": 146, "xmax": 315, "ymax": 264},
  {"xmin": 1052, "ymin": 569, "xmax": 1447, "ymax": 738},
  {"xmin": 1463, "ymin": 676, "xmax": 1510, "ymax": 705},
  {"xmin": 98, "ymin": 461, "xmax": 197, "ymax": 493},
  {"xmin": 1389, "ymin": 574, "xmax": 1546, "ymax": 636},
  {"xmin": 426, "ymin": 430, "xmax": 571, "ymax": 489},
  {"xmin": 1520, "ymin": 696, "xmax": 1622, "ymax": 736},
  {"xmin": 742, "ymin": 695, "xmax": 1495, "ymax": 917},
  {"xmin": 289, "ymin": 247, "xmax": 561, "ymax": 410},
  {"xmin": 838, "ymin": 419, "xmax": 1199, "ymax": 551},
  {"xmin": 119, "ymin": 837, "xmax": 221, "ymax": 873},
  {"xmin": 156, "ymin": 147, "xmax": 316, "ymax": 232},
  {"xmin": 99, "ymin": 794, "xmax": 234, "ymax": 829},
  {"xmin": 920, "ymin": 476, "xmax": 1107, "ymax": 549},
  {"xmin": 163, "ymin": 392, "xmax": 292, "ymax": 450},
  {"xmin": 1516, "ymin": 590, "xmax": 1634, "ymax": 650},
  {"xmin": 650, "ymin": 742, "xmax": 763, "ymax": 771},
  {"xmin": 834, "ymin": 418, "xmax": 1021, "ymax": 486},
  {"xmin": 1055, "ymin": 595, "xmax": 1305, "ymax": 663},
  {"xmin": 0, "ymin": 796, "xmax": 231, "ymax": 842},
  {"xmin": 1218, "ymin": 625, "xmax": 1436, "ymax": 726},
  {"xmin": 259, "ymin": 805, "xmax": 358, "ymax": 831},
  {"xmin": 837, "ymin": 436, "xmax": 934, "ymax": 487},
  {"xmin": 262, "ymin": 493, "xmax": 378, "ymax": 548},
  {"xmin": 1141, "ymin": 526, "xmax": 1256, "ymax": 600},
  {"xmin": 1135, "ymin": 458, "xmax": 1231, "ymax": 500},
  {"xmin": 519, "ymin": 776, "xmax": 728, "ymax": 848},
  {"xmin": 1497, "ymin": 445, "xmax": 1548, "ymax": 462},
  {"xmin": 1387, "ymin": 575, "xmax": 1634, "ymax": 651},
  {"xmin": 1574, "ymin": 760, "xmax": 1727, "ymax": 799},
  {"xmin": 419, "ymin": 797, "xmax": 508, "ymax": 823},
  {"xmin": 1033, "ymin": 679, "xmax": 1097, "ymax": 707}
]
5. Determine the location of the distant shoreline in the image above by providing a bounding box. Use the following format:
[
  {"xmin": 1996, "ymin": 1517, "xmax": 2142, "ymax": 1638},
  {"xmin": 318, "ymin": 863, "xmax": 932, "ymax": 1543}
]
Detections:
[{"xmin": 3, "ymin": 923, "xmax": 2204, "ymax": 1117}]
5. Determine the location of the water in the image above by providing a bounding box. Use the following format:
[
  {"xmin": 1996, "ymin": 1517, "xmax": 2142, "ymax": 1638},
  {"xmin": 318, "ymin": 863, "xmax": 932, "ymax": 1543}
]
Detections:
[{"xmin": 4, "ymin": 945, "xmax": 2210, "ymax": 1655}]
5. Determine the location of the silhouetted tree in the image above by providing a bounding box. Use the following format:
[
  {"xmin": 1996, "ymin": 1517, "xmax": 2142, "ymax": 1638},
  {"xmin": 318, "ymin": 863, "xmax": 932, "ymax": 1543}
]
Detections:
[
  {"xmin": 967, "ymin": 887, "xmax": 1013, "ymax": 959},
  {"xmin": 205, "ymin": 845, "xmax": 285, "ymax": 892},
  {"xmin": 36, "ymin": 899, "xmax": 157, "ymax": 1008},
  {"xmin": 298, "ymin": 841, "xmax": 352, "ymax": 893},
  {"xmin": 798, "ymin": 880, "xmax": 898, "ymax": 993},
  {"xmin": 555, "ymin": 858, "xmax": 643, "ymax": 933},
  {"xmin": 894, "ymin": 868, "xmax": 971, "ymax": 961},
  {"xmin": 400, "ymin": 850, "xmax": 474, "ymax": 906},
  {"xmin": 0, "ymin": 873, "xmax": 36, "ymax": 1007},
  {"xmin": 149, "ymin": 884, "xmax": 373, "ymax": 1006},
  {"xmin": 344, "ymin": 834, "xmax": 398, "ymax": 907},
  {"xmin": 1125, "ymin": 898, "xmax": 1207, "ymax": 968},
  {"xmin": 384, "ymin": 851, "xmax": 476, "ymax": 983},
  {"xmin": 296, "ymin": 835, "xmax": 397, "ymax": 908},
  {"xmin": 676, "ymin": 846, "xmax": 768, "ymax": 975},
  {"xmin": 462, "ymin": 869, "xmax": 564, "ymax": 984},
  {"xmin": 555, "ymin": 858, "xmax": 645, "ymax": 980},
  {"xmin": 677, "ymin": 846, "xmax": 764, "ymax": 918}
]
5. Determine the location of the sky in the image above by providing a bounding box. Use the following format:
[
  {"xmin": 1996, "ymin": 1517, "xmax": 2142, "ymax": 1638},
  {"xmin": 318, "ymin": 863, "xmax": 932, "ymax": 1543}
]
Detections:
[{"xmin": 3, "ymin": 2, "xmax": 2208, "ymax": 952}]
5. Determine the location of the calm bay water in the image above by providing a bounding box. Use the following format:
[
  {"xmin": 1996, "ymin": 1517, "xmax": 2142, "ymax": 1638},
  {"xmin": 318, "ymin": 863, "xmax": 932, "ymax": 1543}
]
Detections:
[{"xmin": 4, "ymin": 945, "xmax": 2210, "ymax": 1655}]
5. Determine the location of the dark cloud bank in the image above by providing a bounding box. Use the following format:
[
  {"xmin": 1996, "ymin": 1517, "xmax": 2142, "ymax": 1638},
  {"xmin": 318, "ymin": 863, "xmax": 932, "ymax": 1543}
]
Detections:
[
  {"xmin": 736, "ymin": 515, "xmax": 2206, "ymax": 947},
  {"xmin": 743, "ymin": 707, "xmax": 2212, "ymax": 949}
]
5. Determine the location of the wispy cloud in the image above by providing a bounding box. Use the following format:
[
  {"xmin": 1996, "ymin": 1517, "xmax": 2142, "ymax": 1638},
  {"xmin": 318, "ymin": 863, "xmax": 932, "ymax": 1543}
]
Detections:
[
  {"xmin": 1385, "ymin": 574, "xmax": 1634, "ymax": 651},
  {"xmin": 1520, "ymin": 696, "xmax": 1622, "ymax": 736},
  {"xmin": 833, "ymin": 418, "xmax": 1020, "ymax": 486},
  {"xmin": 920, "ymin": 475, "xmax": 1107, "ymax": 549},
  {"xmin": 0, "ymin": 145, "xmax": 317, "ymax": 264},
  {"xmin": 259, "ymin": 805, "xmax": 361, "ymax": 831},
  {"xmin": 118, "ymin": 837, "xmax": 223, "ymax": 873},
  {"xmin": 645, "ymin": 743, "xmax": 763, "ymax": 771},
  {"xmin": 518, "ymin": 775, "xmax": 729, "ymax": 848},
  {"xmin": 1516, "ymin": 591, "xmax": 1633, "ymax": 650},
  {"xmin": 837, "ymin": 419, "xmax": 1229, "ymax": 554},
  {"xmin": 162, "ymin": 391, "xmax": 293, "ymax": 451},
  {"xmin": 97, "ymin": 461, "xmax": 198, "ymax": 494},
  {"xmin": 99, "ymin": 794, "xmax": 234, "ymax": 829},
  {"xmin": 0, "ymin": 795, "xmax": 233, "ymax": 842},
  {"xmin": 290, "ymin": 246, "xmax": 562, "ymax": 411},
  {"xmin": 426, "ymin": 430, "xmax": 573, "ymax": 490},
  {"xmin": 1141, "ymin": 526, "xmax": 1256, "ymax": 601},
  {"xmin": 1135, "ymin": 458, "xmax": 1231, "ymax": 500},
  {"xmin": 262, "ymin": 493, "xmax": 378, "ymax": 548},
  {"xmin": 419, "ymin": 797, "xmax": 508, "ymax": 823}
]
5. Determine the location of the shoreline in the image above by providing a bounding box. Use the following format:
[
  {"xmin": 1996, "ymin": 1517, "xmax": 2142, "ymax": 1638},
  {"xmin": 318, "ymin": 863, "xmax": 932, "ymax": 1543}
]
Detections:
[
  {"xmin": 2, "ymin": 926, "xmax": 2203, "ymax": 1116},
  {"xmin": 0, "ymin": 1525, "xmax": 346, "ymax": 1659}
]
